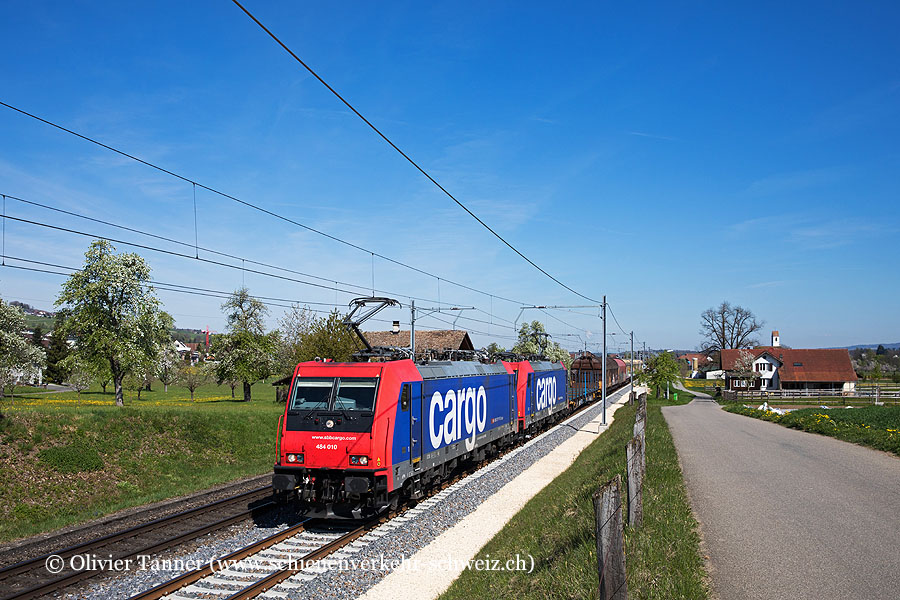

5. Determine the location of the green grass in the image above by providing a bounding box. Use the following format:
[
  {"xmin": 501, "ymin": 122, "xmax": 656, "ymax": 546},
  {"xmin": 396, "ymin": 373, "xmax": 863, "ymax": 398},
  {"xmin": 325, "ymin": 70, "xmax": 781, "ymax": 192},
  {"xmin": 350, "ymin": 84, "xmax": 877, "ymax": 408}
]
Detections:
[
  {"xmin": 6, "ymin": 379, "xmax": 279, "ymax": 406},
  {"xmin": 722, "ymin": 404, "xmax": 900, "ymax": 456},
  {"xmin": 24, "ymin": 313, "xmax": 57, "ymax": 332},
  {"xmin": 0, "ymin": 397, "xmax": 283, "ymax": 542},
  {"xmin": 439, "ymin": 391, "xmax": 708, "ymax": 600}
]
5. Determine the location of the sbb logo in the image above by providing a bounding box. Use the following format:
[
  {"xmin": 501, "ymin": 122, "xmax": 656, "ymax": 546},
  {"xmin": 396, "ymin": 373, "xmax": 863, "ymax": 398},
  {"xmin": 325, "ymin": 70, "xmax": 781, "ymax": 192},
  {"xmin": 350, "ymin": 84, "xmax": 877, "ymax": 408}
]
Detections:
[
  {"xmin": 534, "ymin": 376, "xmax": 559, "ymax": 411},
  {"xmin": 428, "ymin": 386, "xmax": 487, "ymax": 451}
]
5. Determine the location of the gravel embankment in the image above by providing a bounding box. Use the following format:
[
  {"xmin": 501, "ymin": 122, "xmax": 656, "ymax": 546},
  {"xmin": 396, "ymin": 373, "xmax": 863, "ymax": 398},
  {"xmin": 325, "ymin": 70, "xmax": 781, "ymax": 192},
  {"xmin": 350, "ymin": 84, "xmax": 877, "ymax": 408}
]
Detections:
[
  {"xmin": 0, "ymin": 473, "xmax": 272, "ymax": 569},
  {"xmin": 59, "ymin": 504, "xmax": 304, "ymax": 600}
]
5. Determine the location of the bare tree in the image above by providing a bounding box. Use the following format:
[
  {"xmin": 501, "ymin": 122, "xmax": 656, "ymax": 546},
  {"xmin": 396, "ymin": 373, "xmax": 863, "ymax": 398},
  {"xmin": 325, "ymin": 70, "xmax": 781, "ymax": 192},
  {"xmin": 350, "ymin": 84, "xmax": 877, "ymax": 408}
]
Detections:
[{"xmin": 700, "ymin": 301, "xmax": 763, "ymax": 352}]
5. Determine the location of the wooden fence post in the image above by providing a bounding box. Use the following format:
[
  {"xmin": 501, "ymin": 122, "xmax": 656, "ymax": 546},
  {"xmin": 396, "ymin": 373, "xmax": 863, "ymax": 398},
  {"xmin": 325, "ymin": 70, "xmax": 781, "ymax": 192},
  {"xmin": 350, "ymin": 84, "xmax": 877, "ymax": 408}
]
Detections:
[
  {"xmin": 633, "ymin": 398, "xmax": 645, "ymax": 438},
  {"xmin": 633, "ymin": 400, "xmax": 647, "ymax": 479},
  {"xmin": 626, "ymin": 436, "xmax": 643, "ymax": 528},
  {"xmin": 593, "ymin": 475, "xmax": 627, "ymax": 600}
]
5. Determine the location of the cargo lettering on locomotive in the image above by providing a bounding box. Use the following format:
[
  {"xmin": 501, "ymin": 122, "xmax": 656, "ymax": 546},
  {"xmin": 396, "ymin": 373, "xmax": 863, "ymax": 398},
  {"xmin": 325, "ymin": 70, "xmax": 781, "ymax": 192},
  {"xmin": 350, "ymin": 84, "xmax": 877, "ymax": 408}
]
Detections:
[
  {"xmin": 534, "ymin": 375, "xmax": 558, "ymax": 411},
  {"xmin": 428, "ymin": 385, "xmax": 488, "ymax": 451}
]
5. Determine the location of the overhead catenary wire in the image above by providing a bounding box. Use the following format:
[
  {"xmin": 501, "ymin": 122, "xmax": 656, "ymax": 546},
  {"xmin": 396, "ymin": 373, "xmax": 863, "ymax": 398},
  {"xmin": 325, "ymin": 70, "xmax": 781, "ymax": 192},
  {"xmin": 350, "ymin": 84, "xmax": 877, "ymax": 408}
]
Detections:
[
  {"xmin": 1, "ymin": 192, "xmax": 422, "ymax": 301},
  {"xmin": 0, "ymin": 100, "xmax": 527, "ymax": 307},
  {"xmin": 1, "ymin": 193, "xmax": 605, "ymax": 338},
  {"xmin": 230, "ymin": 0, "xmax": 603, "ymax": 306},
  {"xmin": 1, "ymin": 249, "xmax": 581, "ymax": 344},
  {"xmin": 0, "ymin": 257, "xmax": 495, "ymax": 337},
  {"xmin": 0, "ymin": 103, "xmax": 628, "ymax": 337},
  {"xmin": 607, "ymin": 303, "xmax": 629, "ymax": 336}
]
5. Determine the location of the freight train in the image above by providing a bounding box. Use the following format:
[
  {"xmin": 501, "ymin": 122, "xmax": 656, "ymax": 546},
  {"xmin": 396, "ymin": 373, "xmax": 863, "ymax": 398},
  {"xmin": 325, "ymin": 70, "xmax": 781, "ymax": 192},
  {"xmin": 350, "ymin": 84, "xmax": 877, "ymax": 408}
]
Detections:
[{"xmin": 272, "ymin": 353, "xmax": 626, "ymax": 519}]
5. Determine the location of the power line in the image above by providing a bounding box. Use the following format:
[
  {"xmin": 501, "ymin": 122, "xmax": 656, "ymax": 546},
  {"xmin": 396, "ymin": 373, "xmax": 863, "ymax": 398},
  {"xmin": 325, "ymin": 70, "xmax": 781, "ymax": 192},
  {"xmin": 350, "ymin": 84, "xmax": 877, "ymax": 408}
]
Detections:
[
  {"xmin": 607, "ymin": 303, "xmax": 629, "ymax": 336},
  {"xmin": 1, "ymin": 192, "xmax": 445, "ymax": 305},
  {"xmin": 1, "ymin": 193, "xmax": 605, "ymax": 337},
  {"xmin": 0, "ymin": 257, "xmax": 480, "ymax": 336},
  {"xmin": 2, "ymin": 252, "xmax": 581, "ymax": 343},
  {"xmin": 0, "ymin": 101, "xmax": 619, "ymax": 330},
  {"xmin": 0, "ymin": 100, "xmax": 526, "ymax": 307},
  {"xmin": 230, "ymin": 0, "xmax": 602, "ymax": 305}
]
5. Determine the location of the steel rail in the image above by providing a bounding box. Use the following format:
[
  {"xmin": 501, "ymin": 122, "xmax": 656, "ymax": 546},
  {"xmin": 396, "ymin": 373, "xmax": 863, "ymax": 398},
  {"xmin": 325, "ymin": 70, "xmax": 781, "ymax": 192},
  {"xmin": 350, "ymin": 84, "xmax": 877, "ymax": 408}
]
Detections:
[
  {"xmin": 127, "ymin": 519, "xmax": 313, "ymax": 600},
  {"xmin": 222, "ymin": 523, "xmax": 371, "ymax": 600},
  {"xmin": 0, "ymin": 487, "xmax": 273, "ymax": 600}
]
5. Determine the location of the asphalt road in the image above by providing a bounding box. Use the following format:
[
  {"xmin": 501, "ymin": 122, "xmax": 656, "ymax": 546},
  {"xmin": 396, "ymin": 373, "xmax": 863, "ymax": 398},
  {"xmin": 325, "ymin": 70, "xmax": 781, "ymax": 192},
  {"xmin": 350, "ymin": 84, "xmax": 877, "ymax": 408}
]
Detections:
[{"xmin": 663, "ymin": 396, "xmax": 900, "ymax": 600}]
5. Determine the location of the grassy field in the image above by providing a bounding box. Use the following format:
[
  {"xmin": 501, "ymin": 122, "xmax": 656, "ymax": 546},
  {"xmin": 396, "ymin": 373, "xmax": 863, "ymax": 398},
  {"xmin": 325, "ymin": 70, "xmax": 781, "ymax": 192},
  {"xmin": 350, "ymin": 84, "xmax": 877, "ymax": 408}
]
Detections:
[
  {"xmin": 6, "ymin": 379, "xmax": 280, "ymax": 406},
  {"xmin": 680, "ymin": 378, "xmax": 721, "ymax": 398},
  {"xmin": 0, "ymin": 380, "xmax": 284, "ymax": 542},
  {"xmin": 722, "ymin": 404, "xmax": 900, "ymax": 456},
  {"xmin": 439, "ymin": 391, "xmax": 709, "ymax": 600}
]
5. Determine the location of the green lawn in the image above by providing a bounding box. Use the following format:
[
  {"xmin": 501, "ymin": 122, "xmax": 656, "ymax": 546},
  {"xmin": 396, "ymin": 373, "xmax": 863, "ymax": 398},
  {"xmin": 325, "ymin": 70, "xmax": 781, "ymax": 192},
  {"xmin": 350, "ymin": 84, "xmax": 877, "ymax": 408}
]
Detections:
[
  {"xmin": 722, "ymin": 404, "xmax": 900, "ymax": 456},
  {"xmin": 6, "ymin": 379, "xmax": 280, "ymax": 406},
  {"xmin": 0, "ymin": 383, "xmax": 284, "ymax": 542},
  {"xmin": 439, "ymin": 390, "xmax": 709, "ymax": 600}
]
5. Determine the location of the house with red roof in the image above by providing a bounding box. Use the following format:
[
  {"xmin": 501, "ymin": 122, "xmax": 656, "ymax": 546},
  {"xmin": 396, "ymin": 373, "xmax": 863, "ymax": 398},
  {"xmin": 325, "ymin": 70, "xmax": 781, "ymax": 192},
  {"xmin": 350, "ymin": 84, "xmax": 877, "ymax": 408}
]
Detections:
[
  {"xmin": 721, "ymin": 331, "xmax": 857, "ymax": 392},
  {"xmin": 677, "ymin": 351, "xmax": 714, "ymax": 374}
]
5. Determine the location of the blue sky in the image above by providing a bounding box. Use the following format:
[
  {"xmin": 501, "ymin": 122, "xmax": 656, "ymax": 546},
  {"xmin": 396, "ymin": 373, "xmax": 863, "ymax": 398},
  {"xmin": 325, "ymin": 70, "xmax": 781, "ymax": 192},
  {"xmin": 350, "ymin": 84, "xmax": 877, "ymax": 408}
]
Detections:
[{"xmin": 1, "ymin": 1, "xmax": 898, "ymax": 351}]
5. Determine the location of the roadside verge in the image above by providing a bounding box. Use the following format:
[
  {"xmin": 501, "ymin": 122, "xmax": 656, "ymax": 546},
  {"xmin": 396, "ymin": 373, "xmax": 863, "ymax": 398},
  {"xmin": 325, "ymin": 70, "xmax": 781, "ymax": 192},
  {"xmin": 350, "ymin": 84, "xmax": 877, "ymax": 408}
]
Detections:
[{"xmin": 435, "ymin": 390, "xmax": 709, "ymax": 600}]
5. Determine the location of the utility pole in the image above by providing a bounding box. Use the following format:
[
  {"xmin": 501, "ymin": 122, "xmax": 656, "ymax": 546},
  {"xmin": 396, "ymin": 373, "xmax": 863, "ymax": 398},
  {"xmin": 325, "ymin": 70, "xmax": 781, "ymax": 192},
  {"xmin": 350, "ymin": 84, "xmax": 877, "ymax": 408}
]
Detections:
[
  {"xmin": 630, "ymin": 330, "xmax": 634, "ymax": 398},
  {"xmin": 410, "ymin": 300, "xmax": 415, "ymax": 361},
  {"xmin": 602, "ymin": 295, "xmax": 607, "ymax": 425}
]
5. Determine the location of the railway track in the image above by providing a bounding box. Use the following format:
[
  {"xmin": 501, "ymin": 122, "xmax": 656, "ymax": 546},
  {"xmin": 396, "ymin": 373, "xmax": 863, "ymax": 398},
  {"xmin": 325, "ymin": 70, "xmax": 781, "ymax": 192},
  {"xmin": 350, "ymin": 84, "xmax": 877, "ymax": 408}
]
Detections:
[
  {"xmin": 128, "ymin": 519, "xmax": 369, "ymax": 600},
  {"xmin": 126, "ymin": 382, "xmax": 634, "ymax": 600},
  {"xmin": 0, "ymin": 487, "xmax": 273, "ymax": 600}
]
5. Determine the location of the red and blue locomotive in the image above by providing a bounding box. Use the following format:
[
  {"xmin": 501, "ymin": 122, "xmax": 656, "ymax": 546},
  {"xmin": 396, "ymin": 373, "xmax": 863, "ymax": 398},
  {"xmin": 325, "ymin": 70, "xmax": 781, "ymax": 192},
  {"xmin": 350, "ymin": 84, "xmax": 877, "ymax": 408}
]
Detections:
[{"xmin": 272, "ymin": 357, "xmax": 567, "ymax": 518}]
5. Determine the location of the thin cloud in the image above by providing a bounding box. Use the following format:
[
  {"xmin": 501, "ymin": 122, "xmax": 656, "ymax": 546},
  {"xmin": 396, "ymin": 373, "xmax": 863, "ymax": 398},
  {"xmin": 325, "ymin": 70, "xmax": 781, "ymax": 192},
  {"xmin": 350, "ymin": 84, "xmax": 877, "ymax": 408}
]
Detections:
[
  {"xmin": 745, "ymin": 166, "xmax": 853, "ymax": 196},
  {"xmin": 626, "ymin": 131, "xmax": 677, "ymax": 141}
]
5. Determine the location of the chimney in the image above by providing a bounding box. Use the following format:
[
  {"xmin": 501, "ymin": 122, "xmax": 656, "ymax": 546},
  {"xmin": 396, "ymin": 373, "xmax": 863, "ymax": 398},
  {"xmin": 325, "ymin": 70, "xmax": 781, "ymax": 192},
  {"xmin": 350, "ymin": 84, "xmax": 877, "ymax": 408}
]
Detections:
[{"xmin": 772, "ymin": 330, "xmax": 780, "ymax": 347}]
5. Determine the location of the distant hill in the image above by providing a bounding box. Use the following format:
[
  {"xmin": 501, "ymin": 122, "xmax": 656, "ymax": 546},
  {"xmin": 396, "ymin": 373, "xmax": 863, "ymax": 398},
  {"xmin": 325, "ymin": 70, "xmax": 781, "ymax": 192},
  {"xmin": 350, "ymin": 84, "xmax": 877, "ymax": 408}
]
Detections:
[
  {"xmin": 22, "ymin": 315, "xmax": 205, "ymax": 346},
  {"xmin": 844, "ymin": 343, "xmax": 900, "ymax": 351},
  {"xmin": 24, "ymin": 314, "xmax": 57, "ymax": 331}
]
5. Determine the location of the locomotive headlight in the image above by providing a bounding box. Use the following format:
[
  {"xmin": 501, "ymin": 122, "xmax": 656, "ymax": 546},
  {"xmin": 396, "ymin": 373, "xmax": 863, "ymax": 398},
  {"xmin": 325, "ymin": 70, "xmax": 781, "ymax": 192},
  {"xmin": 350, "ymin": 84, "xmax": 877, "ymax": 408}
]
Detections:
[
  {"xmin": 350, "ymin": 455, "xmax": 369, "ymax": 466},
  {"xmin": 286, "ymin": 453, "xmax": 304, "ymax": 464}
]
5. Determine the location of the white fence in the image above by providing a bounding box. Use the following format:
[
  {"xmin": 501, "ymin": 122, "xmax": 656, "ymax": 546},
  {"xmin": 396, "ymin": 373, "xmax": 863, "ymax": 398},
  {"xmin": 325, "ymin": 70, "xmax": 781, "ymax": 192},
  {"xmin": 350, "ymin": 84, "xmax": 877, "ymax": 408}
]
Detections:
[{"xmin": 731, "ymin": 386, "xmax": 900, "ymax": 402}]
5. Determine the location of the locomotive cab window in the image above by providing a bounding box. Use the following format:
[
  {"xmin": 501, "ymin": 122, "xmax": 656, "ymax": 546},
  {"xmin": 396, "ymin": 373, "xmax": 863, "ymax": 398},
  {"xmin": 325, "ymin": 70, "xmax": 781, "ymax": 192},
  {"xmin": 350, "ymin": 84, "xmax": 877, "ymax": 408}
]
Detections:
[
  {"xmin": 289, "ymin": 378, "xmax": 334, "ymax": 411},
  {"xmin": 334, "ymin": 378, "xmax": 378, "ymax": 412},
  {"xmin": 400, "ymin": 384, "xmax": 410, "ymax": 411}
]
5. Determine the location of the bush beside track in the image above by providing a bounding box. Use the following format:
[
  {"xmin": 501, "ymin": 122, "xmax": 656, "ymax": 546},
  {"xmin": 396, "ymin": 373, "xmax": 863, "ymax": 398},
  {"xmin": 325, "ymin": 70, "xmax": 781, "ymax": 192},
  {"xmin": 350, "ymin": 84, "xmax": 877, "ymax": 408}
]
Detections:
[
  {"xmin": 722, "ymin": 404, "xmax": 900, "ymax": 456},
  {"xmin": 0, "ymin": 382, "xmax": 282, "ymax": 542},
  {"xmin": 439, "ymin": 391, "xmax": 709, "ymax": 600}
]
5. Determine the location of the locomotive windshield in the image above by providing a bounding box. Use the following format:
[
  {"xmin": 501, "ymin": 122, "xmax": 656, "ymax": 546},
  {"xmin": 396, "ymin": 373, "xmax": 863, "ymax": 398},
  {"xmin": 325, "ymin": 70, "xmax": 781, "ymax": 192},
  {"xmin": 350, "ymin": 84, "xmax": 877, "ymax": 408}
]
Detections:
[
  {"xmin": 334, "ymin": 378, "xmax": 377, "ymax": 411},
  {"xmin": 289, "ymin": 377, "xmax": 378, "ymax": 413},
  {"xmin": 290, "ymin": 378, "xmax": 333, "ymax": 411}
]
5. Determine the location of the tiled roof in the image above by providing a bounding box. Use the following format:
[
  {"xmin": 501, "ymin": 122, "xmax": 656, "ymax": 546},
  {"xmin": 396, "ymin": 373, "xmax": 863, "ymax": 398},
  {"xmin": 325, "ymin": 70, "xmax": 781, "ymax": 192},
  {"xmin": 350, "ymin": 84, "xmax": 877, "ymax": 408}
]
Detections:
[
  {"xmin": 571, "ymin": 352, "xmax": 619, "ymax": 372},
  {"xmin": 363, "ymin": 330, "xmax": 475, "ymax": 352},
  {"xmin": 721, "ymin": 347, "xmax": 857, "ymax": 382}
]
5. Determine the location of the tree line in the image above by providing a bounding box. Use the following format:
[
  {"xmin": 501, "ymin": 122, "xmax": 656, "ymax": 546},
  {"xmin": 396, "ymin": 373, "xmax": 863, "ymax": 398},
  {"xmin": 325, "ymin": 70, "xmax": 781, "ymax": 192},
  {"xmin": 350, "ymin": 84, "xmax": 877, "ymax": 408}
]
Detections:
[{"xmin": 0, "ymin": 240, "xmax": 362, "ymax": 405}]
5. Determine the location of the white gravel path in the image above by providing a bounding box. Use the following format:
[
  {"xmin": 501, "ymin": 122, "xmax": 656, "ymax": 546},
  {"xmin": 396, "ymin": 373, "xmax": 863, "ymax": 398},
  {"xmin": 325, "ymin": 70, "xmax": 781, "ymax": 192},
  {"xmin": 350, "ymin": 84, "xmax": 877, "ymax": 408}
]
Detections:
[{"xmin": 358, "ymin": 385, "xmax": 647, "ymax": 600}]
